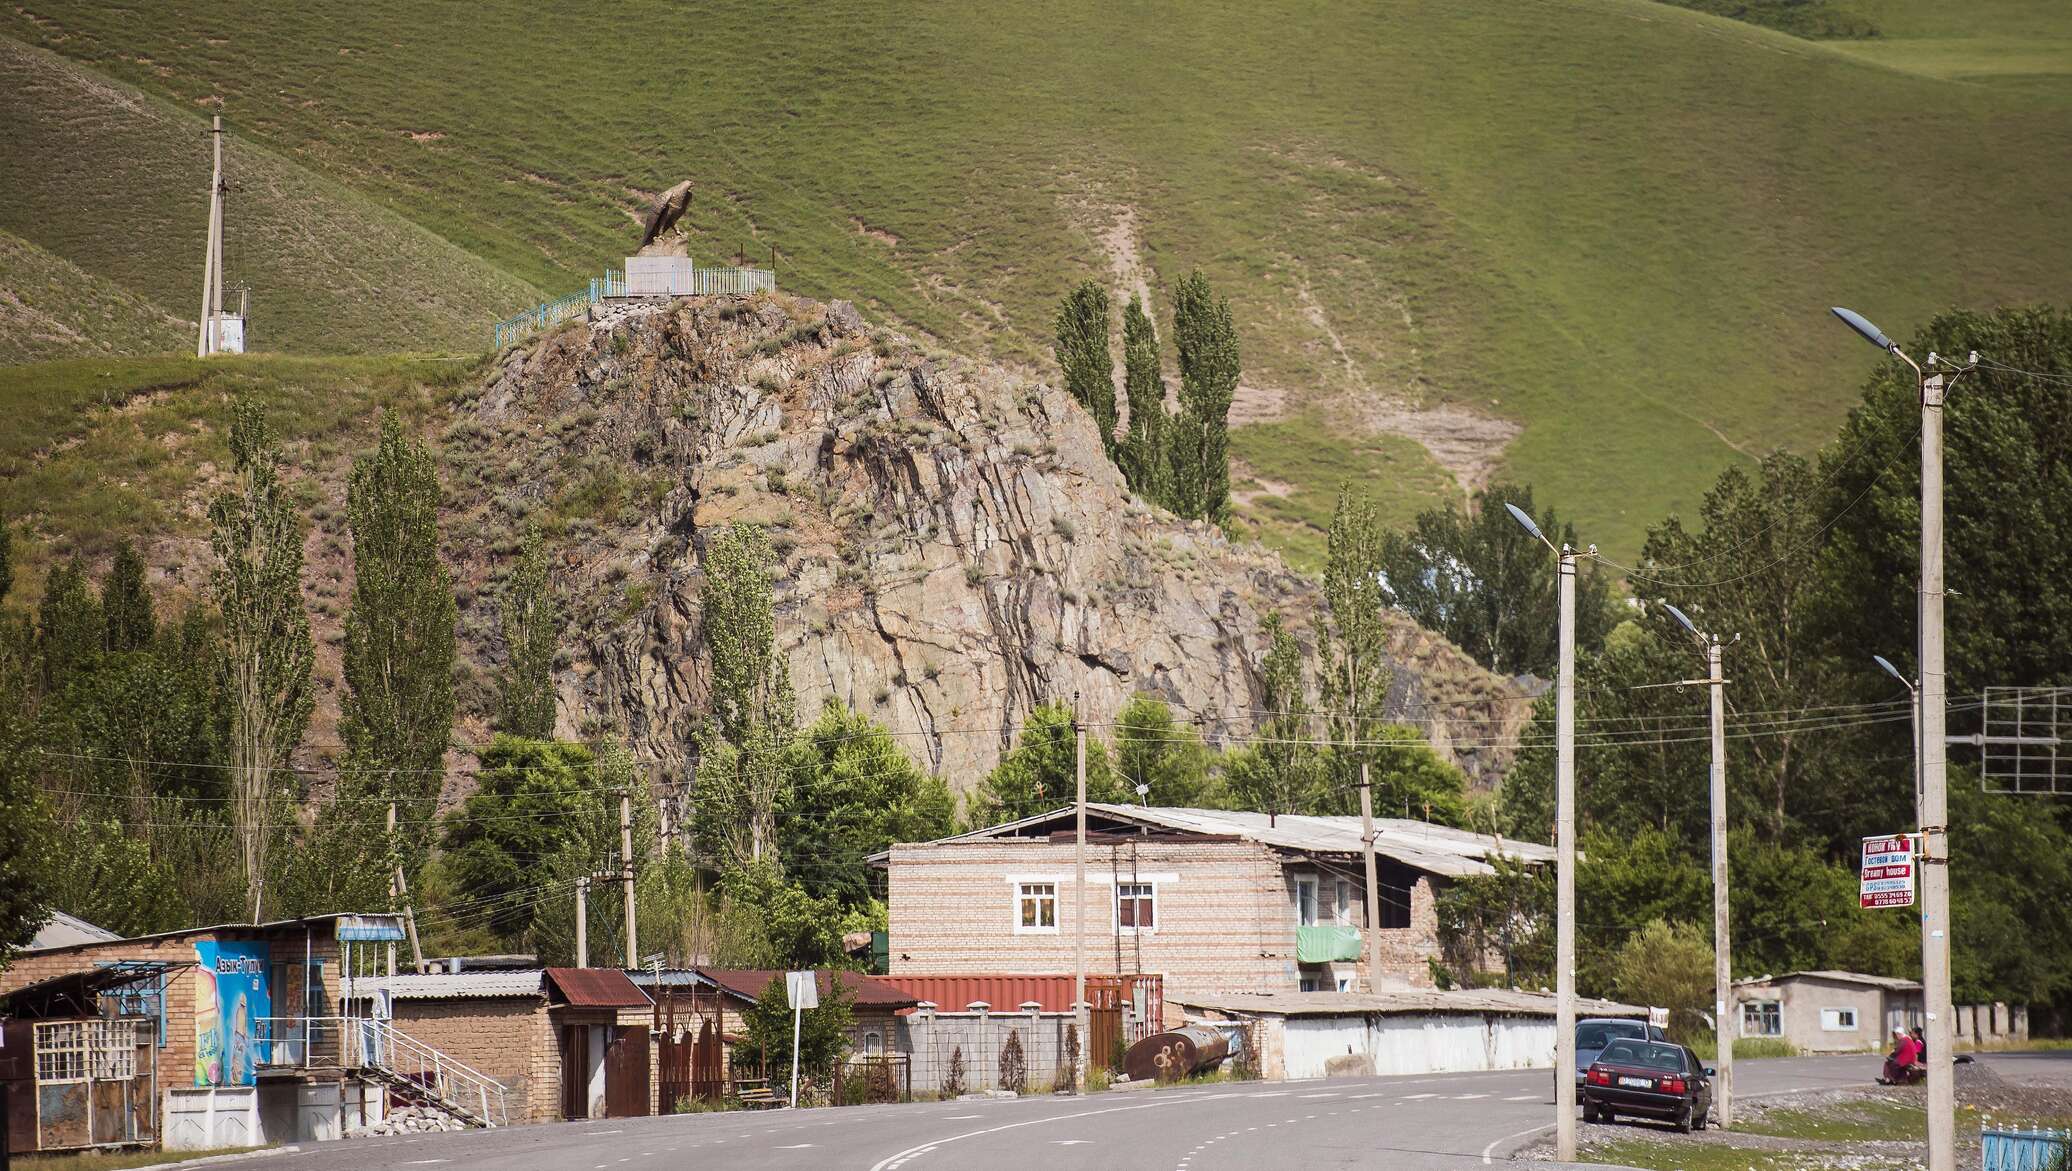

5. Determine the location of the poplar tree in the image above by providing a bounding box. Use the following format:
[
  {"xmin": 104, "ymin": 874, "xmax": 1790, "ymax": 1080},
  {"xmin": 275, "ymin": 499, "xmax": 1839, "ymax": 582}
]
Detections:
[
  {"xmin": 496, "ymin": 527, "xmax": 559, "ymax": 739},
  {"xmin": 37, "ymin": 557, "xmax": 101, "ymax": 688},
  {"xmin": 209, "ymin": 398, "xmax": 315, "ymax": 921},
  {"xmin": 696, "ymin": 523, "xmax": 795, "ymax": 869},
  {"xmin": 1053, "ymin": 280, "xmax": 1118, "ymax": 457},
  {"xmin": 342, "ymin": 412, "xmax": 458, "ymax": 869},
  {"xmin": 1171, "ymin": 270, "xmax": 1240, "ymax": 525},
  {"xmin": 1119, "ymin": 295, "xmax": 1167, "ymax": 496},
  {"xmin": 1320, "ymin": 488, "xmax": 1392, "ymax": 766},
  {"xmin": 102, "ymin": 539, "xmax": 157, "ymax": 654}
]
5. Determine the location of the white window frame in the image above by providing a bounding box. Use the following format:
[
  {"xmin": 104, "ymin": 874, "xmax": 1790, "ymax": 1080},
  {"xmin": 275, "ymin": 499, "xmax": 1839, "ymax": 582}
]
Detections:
[
  {"xmin": 1115, "ymin": 882, "xmax": 1158, "ymax": 935},
  {"xmin": 1743, "ymin": 1000, "xmax": 1783, "ymax": 1037},
  {"xmin": 1015, "ymin": 882, "xmax": 1058, "ymax": 934},
  {"xmin": 862, "ymin": 1030, "xmax": 883, "ymax": 1056},
  {"xmin": 1335, "ymin": 973, "xmax": 1355, "ymax": 993},
  {"xmin": 34, "ymin": 1021, "xmax": 87, "ymax": 1083},
  {"xmin": 1819, "ymin": 1007, "xmax": 1858, "ymax": 1032},
  {"xmin": 1295, "ymin": 875, "xmax": 1319, "ymax": 927}
]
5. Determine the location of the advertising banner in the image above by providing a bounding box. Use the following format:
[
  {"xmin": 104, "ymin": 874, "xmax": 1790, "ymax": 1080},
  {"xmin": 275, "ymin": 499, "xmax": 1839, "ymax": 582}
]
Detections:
[
  {"xmin": 1860, "ymin": 834, "xmax": 1917, "ymax": 909},
  {"xmin": 193, "ymin": 940, "xmax": 270, "ymax": 1086}
]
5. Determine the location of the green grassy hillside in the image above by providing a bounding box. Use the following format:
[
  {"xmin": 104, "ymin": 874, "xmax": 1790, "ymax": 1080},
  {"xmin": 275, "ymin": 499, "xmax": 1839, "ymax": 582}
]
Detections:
[
  {"xmin": 0, "ymin": 39, "xmax": 537, "ymax": 356},
  {"xmin": 0, "ymin": 231, "xmax": 190, "ymax": 364},
  {"xmin": 3, "ymin": 1, "xmax": 2068, "ymax": 558}
]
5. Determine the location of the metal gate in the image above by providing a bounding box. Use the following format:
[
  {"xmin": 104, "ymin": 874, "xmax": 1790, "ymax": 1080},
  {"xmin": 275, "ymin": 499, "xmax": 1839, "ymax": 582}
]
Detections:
[
  {"xmin": 692, "ymin": 1017, "xmax": 725, "ymax": 1101},
  {"xmin": 605, "ymin": 1025, "xmax": 650, "ymax": 1118},
  {"xmin": 1085, "ymin": 976, "xmax": 1163, "ymax": 1072}
]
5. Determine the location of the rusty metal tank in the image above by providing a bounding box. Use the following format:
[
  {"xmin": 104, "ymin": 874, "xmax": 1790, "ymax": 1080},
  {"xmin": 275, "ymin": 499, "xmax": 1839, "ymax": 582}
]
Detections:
[{"xmin": 1123, "ymin": 1025, "xmax": 1231, "ymax": 1082}]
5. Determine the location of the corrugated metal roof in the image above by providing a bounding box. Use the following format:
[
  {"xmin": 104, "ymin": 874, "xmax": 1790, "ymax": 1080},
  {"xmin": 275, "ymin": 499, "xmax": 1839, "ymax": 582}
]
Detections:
[
  {"xmin": 366, "ymin": 971, "xmax": 546, "ymax": 1000},
  {"xmin": 697, "ymin": 969, "xmax": 919, "ymax": 1009},
  {"xmin": 889, "ymin": 805, "xmax": 1551, "ymax": 878},
  {"xmin": 30, "ymin": 911, "xmax": 122, "ymax": 951},
  {"xmin": 875, "ymin": 974, "xmax": 1077, "ymax": 1013},
  {"xmin": 1170, "ymin": 988, "xmax": 1647, "ymax": 1019},
  {"xmin": 545, "ymin": 967, "xmax": 653, "ymax": 1008},
  {"xmin": 22, "ymin": 912, "xmax": 403, "ymax": 954},
  {"xmin": 1735, "ymin": 970, "xmax": 1922, "ymax": 992}
]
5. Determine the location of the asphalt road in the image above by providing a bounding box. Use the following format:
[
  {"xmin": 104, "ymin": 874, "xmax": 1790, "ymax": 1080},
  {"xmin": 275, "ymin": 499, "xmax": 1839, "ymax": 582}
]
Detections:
[{"xmin": 226, "ymin": 1052, "xmax": 2061, "ymax": 1171}]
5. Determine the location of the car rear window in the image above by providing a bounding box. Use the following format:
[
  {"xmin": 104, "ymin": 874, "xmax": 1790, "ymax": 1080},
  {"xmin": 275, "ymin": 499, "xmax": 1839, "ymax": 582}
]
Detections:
[
  {"xmin": 1597, "ymin": 1041, "xmax": 1687, "ymax": 1072},
  {"xmin": 1577, "ymin": 1021, "xmax": 1646, "ymax": 1049}
]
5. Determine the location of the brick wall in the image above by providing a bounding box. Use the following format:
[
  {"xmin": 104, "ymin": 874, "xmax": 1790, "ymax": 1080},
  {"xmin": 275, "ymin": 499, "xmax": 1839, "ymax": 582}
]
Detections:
[{"xmin": 389, "ymin": 997, "xmax": 549, "ymax": 1121}]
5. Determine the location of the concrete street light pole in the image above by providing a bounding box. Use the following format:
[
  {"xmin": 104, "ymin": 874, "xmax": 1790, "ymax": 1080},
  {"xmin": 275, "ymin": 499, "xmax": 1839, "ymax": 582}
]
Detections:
[
  {"xmin": 1832, "ymin": 308, "xmax": 1975, "ymax": 1171},
  {"xmin": 1506, "ymin": 504, "xmax": 1579, "ymax": 1163},
  {"xmin": 1665, "ymin": 603, "xmax": 1733, "ymax": 1128}
]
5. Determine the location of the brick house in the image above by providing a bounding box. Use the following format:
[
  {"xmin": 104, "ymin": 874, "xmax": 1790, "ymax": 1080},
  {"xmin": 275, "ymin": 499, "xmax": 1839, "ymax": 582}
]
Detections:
[
  {"xmin": 365, "ymin": 967, "xmax": 654, "ymax": 1122},
  {"xmin": 877, "ymin": 805, "xmax": 1553, "ymax": 1009},
  {"xmin": 0, "ymin": 912, "xmax": 406, "ymax": 1149}
]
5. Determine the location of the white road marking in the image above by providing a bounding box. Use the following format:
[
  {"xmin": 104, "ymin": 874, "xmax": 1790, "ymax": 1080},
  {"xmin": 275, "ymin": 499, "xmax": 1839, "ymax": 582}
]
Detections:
[
  {"xmin": 1246, "ymin": 1091, "xmax": 1290, "ymax": 1098},
  {"xmin": 944, "ymin": 1114, "xmax": 982, "ymax": 1119},
  {"xmin": 1454, "ymin": 1093, "xmax": 1489, "ymax": 1100},
  {"xmin": 589, "ymin": 1128, "xmax": 624, "ymax": 1134},
  {"xmin": 777, "ymin": 1144, "xmax": 815, "ymax": 1149},
  {"xmin": 868, "ymin": 1099, "xmax": 1183, "ymax": 1171},
  {"xmin": 1348, "ymin": 1092, "xmax": 1385, "ymax": 1099},
  {"xmin": 1402, "ymin": 1092, "xmax": 1439, "ymax": 1099},
  {"xmin": 403, "ymin": 1163, "xmax": 449, "ymax": 1167},
  {"xmin": 1052, "ymin": 1139, "xmax": 1092, "ymax": 1145},
  {"xmin": 1505, "ymin": 1094, "xmax": 1539, "ymax": 1101},
  {"xmin": 1297, "ymin": 1092, "xmax": 1339, "ymax": 1099},
  {"xmin": 1482, "ymin": 1122, "xmax": 1551, "ymax": 1165}
]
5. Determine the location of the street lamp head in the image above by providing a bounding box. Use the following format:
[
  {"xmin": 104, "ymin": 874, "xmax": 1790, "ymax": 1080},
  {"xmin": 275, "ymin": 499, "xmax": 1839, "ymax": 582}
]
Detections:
[
  {"xmin": 1503, "ymin": 502, "xmax": 1554, "ymax": 551},
  {"xmin": 1872, "ymin": 654, "xmax": 1911, "ymax": 688},
  {"xmin": 1662, "ymin": 602, "xmax": 1703, "ymax": 640},
  {"xmin": 1831, "ymin": 307, "xmax": 1895, "ymax": 354}
]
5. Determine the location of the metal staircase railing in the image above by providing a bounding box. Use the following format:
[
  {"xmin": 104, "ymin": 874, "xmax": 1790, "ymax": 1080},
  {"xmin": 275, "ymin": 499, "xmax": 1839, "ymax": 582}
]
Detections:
[{"xmin": 257, "ymin": 1016, "xmax": 508, "ymax": 1128}]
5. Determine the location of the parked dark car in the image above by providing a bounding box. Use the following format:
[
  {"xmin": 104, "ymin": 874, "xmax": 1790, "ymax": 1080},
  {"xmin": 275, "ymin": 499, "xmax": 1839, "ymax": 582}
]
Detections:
[
  {"xmin": 1582, "ymin": 1039, "xmax": 1714, "ymax": 1132},
  {"xmin": 1569, "ymin": 1017, "xmax": 1670, "ymax": 1087}
]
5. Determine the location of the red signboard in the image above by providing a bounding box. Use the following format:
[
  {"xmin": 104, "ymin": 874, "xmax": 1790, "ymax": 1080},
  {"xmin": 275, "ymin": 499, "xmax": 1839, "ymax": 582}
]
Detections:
[{"xmin": 1860, "ymin": 834, "xmax": 1916, "ymax": 909}]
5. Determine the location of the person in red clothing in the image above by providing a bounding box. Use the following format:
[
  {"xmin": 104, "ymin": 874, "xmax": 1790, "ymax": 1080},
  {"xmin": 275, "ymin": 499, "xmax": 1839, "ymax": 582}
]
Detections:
[{"xmin": 1880, "ymin": 1026, "xmax": 1924, "ymax": 1085}]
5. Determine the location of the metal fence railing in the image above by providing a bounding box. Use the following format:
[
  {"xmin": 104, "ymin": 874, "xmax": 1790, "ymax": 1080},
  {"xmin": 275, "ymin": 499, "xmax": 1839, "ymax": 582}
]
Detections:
[
  {"xmin": 1984, "ymin": 1127, "xmax": 2071, "ymax": 1171},
  {"xmin": 492, "ymin": 264, "xmax": 775, "ymax": 349}
]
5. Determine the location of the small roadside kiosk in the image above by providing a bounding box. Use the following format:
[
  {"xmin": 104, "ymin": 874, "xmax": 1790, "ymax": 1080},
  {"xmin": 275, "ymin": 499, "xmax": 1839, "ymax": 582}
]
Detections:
[{"xmin": 1, "ymin": 962, "xmax": 169, "ymax": 1157}]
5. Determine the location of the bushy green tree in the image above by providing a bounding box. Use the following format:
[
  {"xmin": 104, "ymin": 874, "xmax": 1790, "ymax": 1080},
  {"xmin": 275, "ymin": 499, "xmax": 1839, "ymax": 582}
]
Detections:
[
  {"xmin": 0, "ymin": 726, "xmax": 55, "ymax": 970},
  {"xmin": 497, "ymin": 526, "xmax": 559, "ymax": 739},
  {"xmin": 779, "ymin": 700, "xmax": 955, "ymax": 907},
  {"xmin": 1378, "ymin": 483, "xmax": 1616, "ymax": 678},
  {"xmin": 741, "ymin": 971, "xmax": 852, "ymax": 1093},
  {"xmin": 1610, "ymin": 919, "xmax": 1715, "ymax": 1042},
  {"xmin": 1112, "ymin": 694, "xmax": 1215, "ymax": 807},
  {"xmin": 101, "ymin": 540, "xmax": 156, "ymax": 654},
  {"xmin": 209, "ymin": 398, "xmax": 314, "ymax": 921},
  {"xmin": 1119, "ymin": 296, "xmax": 1166, "ymax": 496},
  {"xmin": 1222, "ymin": 615, "xmax": 1329, "ymax": 815},
  {"xmin": 1171, "ymin": 270, "xmax": 1238, "ymax": 525},
  {"xmin": 971, "ymin": 701, "xmax": 1123, "ymax": 824},
  {"xmin": 1054, "ymin": 280, "xmax": 1117, "ymax": 456},
  {"xmin": 341, "ymin": 411, "xmax": 457, "ymax": 873},
  {"xmin": 709, "ymin": 859, "xmax": 853, "ymax": 969},
  {"xmin": 442, "ymin": 736, "xmax": 620, "ymax": 945}
]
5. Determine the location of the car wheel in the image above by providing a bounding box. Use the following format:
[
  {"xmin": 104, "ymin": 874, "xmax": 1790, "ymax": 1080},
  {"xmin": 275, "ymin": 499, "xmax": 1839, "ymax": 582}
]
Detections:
[
  {"xmin": 1692, "ymin": 1104, "xmax": 1708, "ymax": 1131},
  {"xmin": 1581, "ymin": 1102, "xmax": 1598, "ymax": 1124},
  {"xmin": 1675, "ymin": 1104, "xmax": 1694, "ymax": 1133}
]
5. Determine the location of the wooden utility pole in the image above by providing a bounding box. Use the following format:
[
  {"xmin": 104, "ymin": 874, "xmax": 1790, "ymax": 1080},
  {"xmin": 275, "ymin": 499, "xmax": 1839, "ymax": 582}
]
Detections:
[
  {"xmin": 197, "ymin": 114, "xmax": 225, "ymax": 357},
  {"xmin": 575, "ymin": 877, "xmax": 589, "ymax": 969},
  {"xmin": 386, "ymin": 802, "xmax": 425, "ymax": 974},
  {"xmin": 1072, "ymin": 692, "xmax": 1088, "ymax": 1088},
  {"xmin": 621, "ymin": 792, "xmax": 639, "ymax": 969}
]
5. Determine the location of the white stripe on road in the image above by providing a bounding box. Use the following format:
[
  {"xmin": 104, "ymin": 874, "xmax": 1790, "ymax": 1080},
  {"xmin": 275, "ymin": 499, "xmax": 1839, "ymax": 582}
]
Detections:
[
  {"xmin": 1402, "ymin": 1093, "xmax": 1439, "ymax": 1099},
  {"xmin": 1505, "ymin": 1094, "xmax": 1539, "ymax": 1101},
  {"xmin": 1454, "ymin": 1093, "xmax": 1489, "ymax": 1100},
  {"xmin": 1297, "ymin": 1092, "xmax": 1340, "ymax": 1099},
  {"xmin": 869, "ymin": 1099, "xmax": 1186, "ymax": 1171}
]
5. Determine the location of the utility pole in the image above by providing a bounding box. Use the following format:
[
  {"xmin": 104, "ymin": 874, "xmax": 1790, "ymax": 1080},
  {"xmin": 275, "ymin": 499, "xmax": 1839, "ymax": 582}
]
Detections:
[
  {"xmin": 1349, "ymin": 658, "xmax": 1382, "ymax": 991},
  {"xmin": 1831, "ymin": 308, "xmax": 1975, "ymax": 1171},
  {"xmin": 621, "ymin": 792, "xmax": 639, "ymax": 970},
  {"xmin": 197, "ymin": 114, "xmax": 225, "ymax": 357},
  {"xmin": 386, "ymin": 802, "xmax": 425, "ymax": 974},
  {"xmin": 1663, "ymin": 604, "xmax": 1733, "ymax": 1127},
  {"xmin": 1706, "ymin": 636, "xmax": 1733, "ymax": 1127},
  {"xmin": 1072, "ymin": 692, "xmax": 1088, "ymax": 1089},
  {"xmin": 1505, "ymin": 503, "xmax": 1578, "ymax": 1162},
  {"xmin": 575, "ymin": 877, "xmax": 589, "ymax": 969}
]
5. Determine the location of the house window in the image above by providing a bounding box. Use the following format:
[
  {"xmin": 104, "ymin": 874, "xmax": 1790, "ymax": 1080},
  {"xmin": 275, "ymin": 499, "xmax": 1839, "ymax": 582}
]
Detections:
[
  {"xmin": 1379, "ymin": 877, "xmax": 1413, "ymax": 930},
  {"xmin": 863, "ymin": 1031, "xmax": 883, "ymax": 1056},
  {"xmin": 1299, "ymin": 971, "xmax": 1329, "ymax": 992},
  {"xmin": 1017, "ymin": 883, "xmax": 1058, "ymax": 932},
  {"xmin": 1820, "ymin": 1007, "xmax": 1858, "ymax": 1032},
  {"xmin": 1117, "ymin": 883, "xmax": 1156, "ymax": 932},
  {"xmin": 34, "ymin": 1021, "xmax": 87, "ymax": 1082},
  {"xmin": 1334, "ymin": 879, "xmax": 1354, "ymax": 926},
  {"xmin": 1336, "ymin": 974, "xmax": 1355, "ymax": 993},
  {"xmin": 1744, "ymin": 1001, "xmax": 1783, "ymax": 1037},
  {"xmin": 1295, "ymin": 876, "xmax": 1319, "ymax": 926}
]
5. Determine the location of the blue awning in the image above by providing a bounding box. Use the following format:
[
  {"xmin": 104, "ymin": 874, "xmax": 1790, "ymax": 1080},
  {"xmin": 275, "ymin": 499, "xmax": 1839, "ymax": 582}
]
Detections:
[{"xmin": 333, "ymin": 915, "xmax": 407, "ymax": 942}]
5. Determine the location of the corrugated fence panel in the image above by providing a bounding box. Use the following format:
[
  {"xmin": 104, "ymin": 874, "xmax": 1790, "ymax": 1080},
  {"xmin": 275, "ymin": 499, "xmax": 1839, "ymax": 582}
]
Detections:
[{"xmin": 879, "ymin": 975, "xmax": 1078, "ymax": 1014}]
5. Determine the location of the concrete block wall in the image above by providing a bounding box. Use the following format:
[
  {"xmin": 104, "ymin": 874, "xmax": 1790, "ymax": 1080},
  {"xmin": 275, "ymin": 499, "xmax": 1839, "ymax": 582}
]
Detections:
[{"xmin": 897, "ymin": 1009, "xmax": 1075, "ymax": 1095}]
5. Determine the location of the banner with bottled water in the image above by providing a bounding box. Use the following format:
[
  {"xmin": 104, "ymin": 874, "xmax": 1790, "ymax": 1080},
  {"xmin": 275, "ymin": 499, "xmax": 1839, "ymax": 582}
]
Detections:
[{"xmin": 193, "ymin": 940, "xmax": 270, "ymax": 1086}]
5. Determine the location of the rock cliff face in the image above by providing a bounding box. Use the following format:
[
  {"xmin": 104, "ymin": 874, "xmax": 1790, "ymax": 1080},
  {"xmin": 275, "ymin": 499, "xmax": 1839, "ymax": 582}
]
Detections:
[{"xmin": 451, "ymin": 295, "xmax": 1526, "ymax": 790}]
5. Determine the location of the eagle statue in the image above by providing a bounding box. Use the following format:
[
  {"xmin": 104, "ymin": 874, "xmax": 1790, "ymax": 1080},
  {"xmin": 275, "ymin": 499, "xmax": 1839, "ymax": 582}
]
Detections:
[{"xmin": 637, "ymin": 180, "xmax": 695, "ymax": 252}]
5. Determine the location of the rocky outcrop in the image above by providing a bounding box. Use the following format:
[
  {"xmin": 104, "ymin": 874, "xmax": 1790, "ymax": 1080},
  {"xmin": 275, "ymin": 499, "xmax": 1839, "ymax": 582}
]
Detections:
[{"xmin": 448, "ymin": 294, "xmax": 1525, "ymax": 790}]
